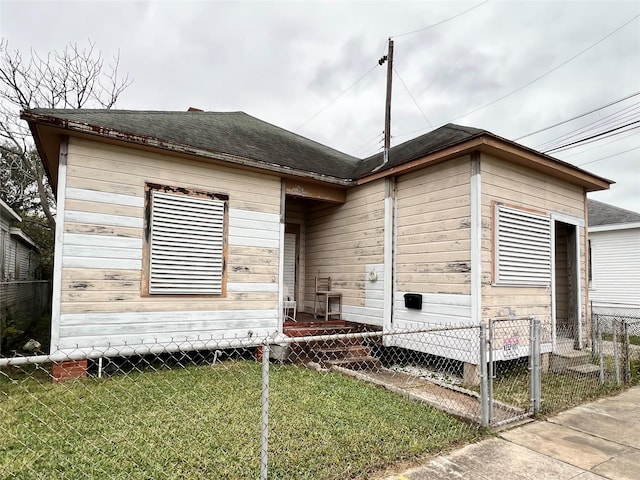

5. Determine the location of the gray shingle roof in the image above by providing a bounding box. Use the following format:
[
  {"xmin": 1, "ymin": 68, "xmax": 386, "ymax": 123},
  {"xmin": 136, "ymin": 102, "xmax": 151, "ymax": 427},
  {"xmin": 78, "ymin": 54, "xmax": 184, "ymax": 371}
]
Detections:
[
  {"xmin": 27, "ymin": 109, "xmax": 361, "ymax": 180},
  {"xmin": 588, "ymin": 199, "xmax": 640, "ymax": 226},
  {"xmin": 23, "ymin": 109, "xmax": 611, "ymax": 192},
  {"xmin": 356, "ymin": 124, "xmax": 487, "ymax": 177}
]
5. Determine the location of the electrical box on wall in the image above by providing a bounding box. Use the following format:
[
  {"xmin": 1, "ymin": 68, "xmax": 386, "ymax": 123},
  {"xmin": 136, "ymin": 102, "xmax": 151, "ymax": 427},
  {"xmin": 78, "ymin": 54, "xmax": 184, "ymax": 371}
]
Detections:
[{"xmin": 404, "ymin": 293, "xmax": 422, "ymax": 310}]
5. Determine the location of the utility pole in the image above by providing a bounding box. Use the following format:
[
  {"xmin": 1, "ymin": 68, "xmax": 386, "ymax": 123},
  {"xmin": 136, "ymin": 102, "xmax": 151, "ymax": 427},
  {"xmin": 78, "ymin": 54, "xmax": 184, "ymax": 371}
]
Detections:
[{"xmin": 379, "ymin": 38, "xmax": 394, "ymax": 165}]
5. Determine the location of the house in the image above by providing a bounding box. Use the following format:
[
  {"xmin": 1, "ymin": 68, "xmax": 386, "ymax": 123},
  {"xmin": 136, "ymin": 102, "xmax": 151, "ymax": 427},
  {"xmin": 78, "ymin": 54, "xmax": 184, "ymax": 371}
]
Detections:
[
  {"xmin": 21, "ymin": 109, "xmax": 611, "ymax": 378},
  {"xmin": 1, "ymin": 198, "xmax": 43, "ymax": 351},
  {"xmin": 1, "ymin": 198, "xmax": 41, "ymax": 282},
  {"xmin": 587, "ymin": 199, "xmax": 640, "ymax": 318}
]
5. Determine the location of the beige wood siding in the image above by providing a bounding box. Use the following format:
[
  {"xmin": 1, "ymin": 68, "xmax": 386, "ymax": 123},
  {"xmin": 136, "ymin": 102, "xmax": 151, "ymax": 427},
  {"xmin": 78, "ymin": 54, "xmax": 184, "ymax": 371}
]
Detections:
[
  {"xmin": 56, "ymin": 137, "xmax": 282, "ymax": 350},
  {"xmin": 481, "ymin": 154, "xmax": 587, "ymax": 327},
  {"xmin": 304, "ymin": 180, "xmax": 385, "ymax": 314},
  {"xmin": 395, "ymin": 157, "xmax": 472, "ymax": 295}
]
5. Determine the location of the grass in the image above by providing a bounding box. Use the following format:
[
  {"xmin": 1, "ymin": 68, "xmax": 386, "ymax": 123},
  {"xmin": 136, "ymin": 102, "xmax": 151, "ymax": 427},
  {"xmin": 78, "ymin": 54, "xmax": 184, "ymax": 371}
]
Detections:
[
  {"xmin": 489, "ymin": 356, "xmax": 640, "ymax": 416},
  {"xmin": 0, "ymin": 360, "xmax": 481, "ymax": 480},
  {"xmin": 602, "ymin": 332, "xmax": 640, "ymax": 346}
]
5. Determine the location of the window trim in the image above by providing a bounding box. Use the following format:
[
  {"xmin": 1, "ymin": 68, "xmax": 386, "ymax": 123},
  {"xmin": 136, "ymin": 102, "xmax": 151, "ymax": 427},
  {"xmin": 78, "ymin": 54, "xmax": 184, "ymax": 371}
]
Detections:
[
  {"xmin": 142, "ymin": 183, "xmax": 228, "ymax": 297},
  {"xmin": 493, "ymin": 202, "xmax": 552, "ymax": 287}
]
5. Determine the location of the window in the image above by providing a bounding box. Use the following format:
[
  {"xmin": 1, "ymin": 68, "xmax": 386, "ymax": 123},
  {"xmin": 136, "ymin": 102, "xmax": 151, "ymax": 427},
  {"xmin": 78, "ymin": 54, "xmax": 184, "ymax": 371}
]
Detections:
[
  {"xmin": 145, "ymin": 185, "xmax": 228, "ymax": 295},
  {"xmin": 495, "ymin": 204, "xmax": 551, "ymax": 286}
]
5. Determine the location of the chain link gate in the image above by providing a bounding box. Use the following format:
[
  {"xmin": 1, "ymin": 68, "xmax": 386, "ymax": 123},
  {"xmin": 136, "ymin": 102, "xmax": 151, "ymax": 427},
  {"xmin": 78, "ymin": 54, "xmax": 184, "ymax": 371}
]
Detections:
[{"xmin": 482, "ymin": 317, "xmax": 541, "ymax": 427}]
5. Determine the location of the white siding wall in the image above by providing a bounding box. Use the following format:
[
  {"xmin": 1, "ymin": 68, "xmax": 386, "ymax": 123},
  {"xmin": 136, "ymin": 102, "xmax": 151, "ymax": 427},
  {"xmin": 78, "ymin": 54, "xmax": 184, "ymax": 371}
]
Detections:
[
  {"xmin": 54, "ymin": 137, "xmax": 282, "ymax": 352},
  {"xmin": 589, "ymin": 227, "xmax": 640, "ymax": 307}
]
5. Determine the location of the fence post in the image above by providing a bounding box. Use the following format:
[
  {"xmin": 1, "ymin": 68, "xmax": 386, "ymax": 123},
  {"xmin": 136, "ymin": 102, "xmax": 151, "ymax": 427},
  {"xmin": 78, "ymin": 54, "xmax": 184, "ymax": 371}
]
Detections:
[
  {"xmin": 529, "ymin": 318, "xmax": 541, "ymax": 414},
  {"xmin": 479, "ymin": 323, "xmax": 489, "ymax": 427},
  {"xmin": 598, "ymin": 317, "xmax": 605, "ymax": 385},
  {"xmin": 260, "ymin": 342, "xmax": 270, "ymax": 480},
  {"xmin": 623, "ymin": 320, "xmax": 630, "ymax": 384},
  {"xmin": 613, "ymin": 321, "xmax": 620, "ymax": 386}
]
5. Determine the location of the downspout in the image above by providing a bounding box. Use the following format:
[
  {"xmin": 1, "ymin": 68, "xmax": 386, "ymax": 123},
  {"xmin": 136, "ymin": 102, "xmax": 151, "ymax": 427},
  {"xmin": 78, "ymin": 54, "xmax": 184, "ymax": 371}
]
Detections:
[
  {"xmin": 50, "ymin": 137, "xmax": 68, "ymax": 354},
  {"xmin": 470, "ymin": 152, "xmax": 482, "ymax": 326},
  {"xmin": 383, "ymin": 177, "xmax": 396, "ymax": 330}
]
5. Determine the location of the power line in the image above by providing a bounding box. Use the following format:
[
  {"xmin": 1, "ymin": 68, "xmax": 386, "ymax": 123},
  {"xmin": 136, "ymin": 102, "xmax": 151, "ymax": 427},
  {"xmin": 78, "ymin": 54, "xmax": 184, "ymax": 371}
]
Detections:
[
  {"xmin": 548, "ymin": 124, "xmax": 640, "ymax": 154},
  {"xmin": 447, "ymin": 14, "xmax": 640, "ymax": 124},
  {"xmin": 543, "ymin": 120, "xmax": 640, "ymax": 154},
  {"xmin": 295, "ymin": 63, "xmax": 379, "ymax": 132},
  {"xmin": 561, "ymin": 128, "xmax": 640, "ymax": 159},
  {"xmin": 576, "ymin": 145, "xmax": 640, "ymax": 166},
  {"xmin": 513, "ymin": 91, "xmax": 640, "ymax": 141},
  {"xmin": 534, "ymin": 101, "xmax": 640, "ymax": 151},
  {"xmin": 391, "ymin": 1, "xmax": 489, "ymax": 38},
  {"xmin": 393, "ymin": 66, "xmax": 433, "ymax": 128}
]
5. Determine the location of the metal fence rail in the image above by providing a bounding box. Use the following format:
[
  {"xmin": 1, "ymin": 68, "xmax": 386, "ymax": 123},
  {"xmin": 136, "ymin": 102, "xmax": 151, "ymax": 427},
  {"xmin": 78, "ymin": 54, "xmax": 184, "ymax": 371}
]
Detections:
[{"xmin": 1, "ymin": 316, "xmax": 637, "ymax": 479}]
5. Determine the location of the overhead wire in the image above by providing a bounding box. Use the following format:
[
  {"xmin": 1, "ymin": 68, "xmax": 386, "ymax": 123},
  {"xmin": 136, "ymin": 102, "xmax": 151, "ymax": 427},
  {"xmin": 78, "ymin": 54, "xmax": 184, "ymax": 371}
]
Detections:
[
  {"xmin": 576, "ymin": 146, "xmax": 640, "ymax": 166},
  {"xmin": 394, "ymin": 13, "xmax": 640, "ymax": 141},
  {"xmin": 294, "ymin": 63, "xmax": 379, "ymax": 132},
  {"xmin": 535, "ymin": 101, "xmax": 640, "ymax": 151},
  {"xmin": 561, "ymin": 128, "xmax": 640, "ymax": 159},
  {"xmin": 391, "ymin": 1, "xmax": 488, "ymax": 38},
  {"xmin": 297, "ymin": 1, "xmax": 490, "ymax": 139},
  {"xmin": 542, "ymin": 120, "xmax": 640, "ymax": 154},
  {"xmin": 447, "ymin": 14, "xmax": 640, "ymax": 124},
  {"xmin": 393, "ymin": 66, "xmax": 433, "ymax": 128},
  {"xmin": 513, "ymin": 91, "xmax": 640, "ymax": 141}
]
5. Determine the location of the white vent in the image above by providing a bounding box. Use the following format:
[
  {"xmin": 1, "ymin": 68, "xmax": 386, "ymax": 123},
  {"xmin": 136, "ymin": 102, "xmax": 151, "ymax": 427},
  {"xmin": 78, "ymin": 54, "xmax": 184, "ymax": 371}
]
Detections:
[
  {"xmin": 150, "ymin": 191, "xmax": 225, "ymax": 294},
  {"xmin": 496, "ymin": 205, "xmax": 551, "ymax": 286}
]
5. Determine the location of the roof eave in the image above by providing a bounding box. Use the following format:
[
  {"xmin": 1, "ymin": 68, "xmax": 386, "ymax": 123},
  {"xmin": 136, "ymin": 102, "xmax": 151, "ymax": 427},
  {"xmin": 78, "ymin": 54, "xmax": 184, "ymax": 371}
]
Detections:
[
  {"xmin": 357, "ymin": 134, "xmax": 613, "ymax": 192},
  {"xmin": 21, "ymin": 111, "xmax": 353, "ymax": 188}
]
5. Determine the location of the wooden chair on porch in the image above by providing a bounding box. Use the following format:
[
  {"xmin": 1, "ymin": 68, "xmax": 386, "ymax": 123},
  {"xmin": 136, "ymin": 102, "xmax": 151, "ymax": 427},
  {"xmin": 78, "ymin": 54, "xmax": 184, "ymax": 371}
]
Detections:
[
  {"xmin": 283, "ymin": 285, "xmax": 297, "ymax": 322},
  {"xmin": 314, "ymin": 276, "xmax": 342, "ymax": 321}
]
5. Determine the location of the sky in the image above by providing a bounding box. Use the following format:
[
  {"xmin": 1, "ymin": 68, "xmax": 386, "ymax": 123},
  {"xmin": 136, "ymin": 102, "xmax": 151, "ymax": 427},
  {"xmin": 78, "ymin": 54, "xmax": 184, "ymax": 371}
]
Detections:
[{"xmin": 1, "ymin": 0, "xmax": 639, "ymax": 212}]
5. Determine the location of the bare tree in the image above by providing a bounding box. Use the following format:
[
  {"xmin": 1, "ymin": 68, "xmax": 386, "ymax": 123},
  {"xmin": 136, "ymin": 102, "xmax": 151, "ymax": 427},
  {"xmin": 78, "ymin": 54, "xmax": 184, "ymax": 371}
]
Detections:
[{"xmin": 0, "ymin": 39, "xmax": 132, "ymax": 231}]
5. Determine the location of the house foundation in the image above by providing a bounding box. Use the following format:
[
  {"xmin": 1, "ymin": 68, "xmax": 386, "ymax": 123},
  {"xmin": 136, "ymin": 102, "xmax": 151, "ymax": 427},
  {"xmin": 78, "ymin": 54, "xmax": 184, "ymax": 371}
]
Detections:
[
  {"xmin": 52, "ymin": 360, "xmax": 88, "ymax": 382},
  {"xmin": 463, "ymin": 362, "xmax": 480, "ymax": 386}
]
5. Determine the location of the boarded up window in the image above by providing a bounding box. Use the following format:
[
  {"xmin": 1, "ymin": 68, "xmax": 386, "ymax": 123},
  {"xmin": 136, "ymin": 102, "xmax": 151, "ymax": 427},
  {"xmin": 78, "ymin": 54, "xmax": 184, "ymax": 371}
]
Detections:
[
  {"xmin": 149, "ymin": 189, "xmax": 227, "ymax": 295},
  {"xmin": 495, "ymin": 205, "xmax": 551, "ymax": 286}
]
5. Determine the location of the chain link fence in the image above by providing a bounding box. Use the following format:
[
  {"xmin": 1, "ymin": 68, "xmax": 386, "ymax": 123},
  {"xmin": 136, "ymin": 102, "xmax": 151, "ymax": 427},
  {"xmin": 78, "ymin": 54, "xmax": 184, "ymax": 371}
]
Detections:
[
  {"xmin": 0, "ymin": 280, "xmax": 52, "ymax": 355},
  {"xmin": 2, "ymin": 316, "xmax": 637, "ymax": 479},
  {"xmin": 592, "ymin": 308, "xmax": 640, "ymax": 386}
]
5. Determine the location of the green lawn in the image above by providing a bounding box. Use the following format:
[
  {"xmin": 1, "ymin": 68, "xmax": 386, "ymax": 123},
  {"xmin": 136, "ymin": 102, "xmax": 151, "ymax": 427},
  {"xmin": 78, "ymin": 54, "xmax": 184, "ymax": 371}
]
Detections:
[
  {"xmin": 490, "ymin": 357, "xmax": 640, "ymax": 415},
  {"xmin": 1, "ymin": 360, "xmax": 481, "ymax": 480}
]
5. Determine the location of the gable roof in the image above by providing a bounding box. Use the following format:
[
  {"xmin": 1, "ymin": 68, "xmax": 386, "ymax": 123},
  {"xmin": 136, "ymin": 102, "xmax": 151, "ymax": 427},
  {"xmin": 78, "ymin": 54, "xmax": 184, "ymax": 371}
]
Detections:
[
  {"xmin": 21, "ymin": 108, "xmax": 612, "ymax": 192},
  {"xmin": 588, "ymin": 199, "xmax": 640, "ymax": 227}
]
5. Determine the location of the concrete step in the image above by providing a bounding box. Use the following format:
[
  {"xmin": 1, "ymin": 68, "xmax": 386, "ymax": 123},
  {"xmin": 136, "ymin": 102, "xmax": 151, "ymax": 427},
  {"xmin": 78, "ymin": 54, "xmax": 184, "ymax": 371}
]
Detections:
[
  {"xmin": 550, "ymin": 350, "xmax": 591, "ymax": 373},
  {"xmin": 566, "ymin": 363, "xmax": 600, "ymax": 376},
  {"xmin": 328, "ymin": 355, "xmax": 382, "ymax": 371},
  {"xmin": 314, "ymin": 344, "xmax": 371, "ymax": 362}
]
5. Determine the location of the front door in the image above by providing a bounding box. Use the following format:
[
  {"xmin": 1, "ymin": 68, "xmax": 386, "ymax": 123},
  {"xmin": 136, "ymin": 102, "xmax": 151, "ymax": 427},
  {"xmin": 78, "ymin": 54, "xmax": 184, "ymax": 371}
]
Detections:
[{"xmin": 554, "ymin": 220, "xmax": 581, "ymax": 348}]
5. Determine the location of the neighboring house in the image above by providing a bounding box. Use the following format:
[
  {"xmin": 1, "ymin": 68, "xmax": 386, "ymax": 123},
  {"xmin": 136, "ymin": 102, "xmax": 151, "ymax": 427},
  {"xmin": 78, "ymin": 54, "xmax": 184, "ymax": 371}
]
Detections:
[
  {"xmin": 588, "ymin": 199, "xmax": 640, "ymax": 317},
  {"xmin": 22, "ymin": 109, "xmax": 611, "ymax": 376},
  {"xmin": 1, "ymin": 198, "xmax": 43, "ymax": 351},
  {"xmin": 0, "ymin": 198, "xmax": 40, "ymax": 282}
]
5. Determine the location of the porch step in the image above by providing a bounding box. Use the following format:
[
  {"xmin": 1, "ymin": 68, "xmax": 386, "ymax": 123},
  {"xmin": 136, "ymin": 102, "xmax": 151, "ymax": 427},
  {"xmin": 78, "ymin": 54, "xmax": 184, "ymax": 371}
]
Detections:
[
  {"xmin": 550, "ymin": 349, "xmax": 591, "ymax": 373},
  {"xmin": 314, "ymin": 344, "xmax": 372, "ymax": 363},
  {"xmin": 329, "ymin": 356, "xmax": 382, "ymax": 371},
  {"xmin": 567, "ymin": 364, "xmax": 600, "ymax": 376}
]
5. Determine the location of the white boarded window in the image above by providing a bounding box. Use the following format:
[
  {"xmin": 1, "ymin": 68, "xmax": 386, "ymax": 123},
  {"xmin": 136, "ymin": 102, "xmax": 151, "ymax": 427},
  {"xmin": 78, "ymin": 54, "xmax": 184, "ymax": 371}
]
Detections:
[
  {"xmin": 149, "ymin": 190, "xmax": 226, "ymax": 295},
  {"xmin": 495, "ymin": 204, "xmax": 551, "ymax": 286}
]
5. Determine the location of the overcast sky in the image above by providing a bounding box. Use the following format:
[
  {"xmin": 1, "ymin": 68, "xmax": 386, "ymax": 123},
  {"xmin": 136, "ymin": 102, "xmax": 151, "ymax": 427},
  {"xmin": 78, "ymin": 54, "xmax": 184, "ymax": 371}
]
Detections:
[{"xmin": 1, "ymin": 0, "xmax": 639, "ymax": 212}]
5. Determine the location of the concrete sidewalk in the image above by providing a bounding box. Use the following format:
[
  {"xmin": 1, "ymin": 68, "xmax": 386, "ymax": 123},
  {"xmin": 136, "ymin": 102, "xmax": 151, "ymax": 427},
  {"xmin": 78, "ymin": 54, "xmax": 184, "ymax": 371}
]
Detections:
[{"xmin": 381, "ymin": 386, "xmax": 640, "ymax": 480}]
